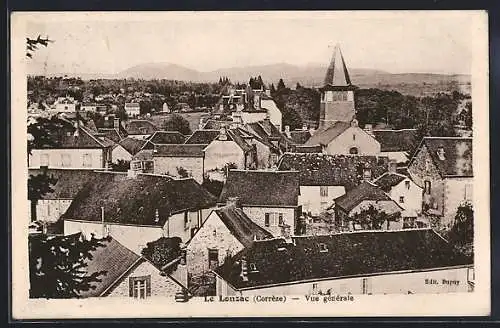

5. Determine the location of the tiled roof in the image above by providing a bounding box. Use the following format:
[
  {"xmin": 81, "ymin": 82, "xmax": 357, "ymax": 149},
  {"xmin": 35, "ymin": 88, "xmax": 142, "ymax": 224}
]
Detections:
[
  {"xmin": 125, "ymin": 120, "xmax": 158, "ymax": 135},
  {"xmin": 28, "ymin": 168, "xmax": 108, "ymax": 199},
  {"xmin": 63, "ymin": 173, "xmax": 217, "ymax": 226},
  {"xmin": 277, "ymin": 153, "xmax": 389, "ymax": 189},
  {"xmin": 215, "ymin": 229, "xmax": 473, "ymax": 290},
  {"xmin": 118, "ymin": 137, "xmax": 148, "ymax": 156},
  {"xmin": 34, "ymin": 123, "xmax": 115, "ymax": 149},
  {"xmin": 219, "ymin": 170, "xmax": 300, "ymax": 207},
  {"xmin": 147, "ymin": 131, "xmax": 186, "ymax": 145},
  {"xmin": 184, "ymin": 130, "xmax": 221, "ymax": 144},
  {"xmin": 288, "ymin": 130, "xmax": 312, "ymax": 145},
  {"xmin": 293, "ymin": 145, "xmax": 323, "ymax": 153},
  {"xmin": 416, "ymin": 137, "xmax": 473, "ymax": 178},
  {"xmin": 372, "ymin": 129, "xmax": 419, "ymax": 152},
  {"xmin": 202, "ymin": 119, "xmax": 233, "ymax": 130},
  {"xmin": 373, "ymin": 172, "xmax": 407, "ymax": 192},
  {"xmin": 303, "ymin": 121, "xmax": 351, "ymax": 146},
  {"xmin": 334, "ymin": 181, "xmax": 396, "ymax": 212},
  {"xmin": 324, "ymin": 44, "xmax": 352, "ymax": 87},
  {"xmin": 152, "ymin": 144, "xmax": 207, "ymax": 157},
  {"xmin": 97, "ymin": 128, "xmax": 123, "ymax": 143},
  {"xmin": 133, "ymin": 149, "xmax": 154, "ymax": 161},
  {"xmin": 213, "ymin": 205, "xmax": 273, "ymax": 248},
  {"xmin": 79, "ymin": 236, "xmax": 142, "ymax": 297}
]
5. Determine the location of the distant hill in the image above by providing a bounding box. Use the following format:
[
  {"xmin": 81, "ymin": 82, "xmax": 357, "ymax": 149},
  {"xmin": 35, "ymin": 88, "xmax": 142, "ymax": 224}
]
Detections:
[{"xmin": 28, "ymin": 61, "xmax": 471, "ymax": 96}]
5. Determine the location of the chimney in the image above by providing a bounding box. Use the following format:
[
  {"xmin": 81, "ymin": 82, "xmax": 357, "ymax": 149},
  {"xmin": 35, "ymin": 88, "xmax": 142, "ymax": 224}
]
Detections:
[
  {"xmin": 265, "ymin": 89, "xmax": 271, "ymax": 97},
  {"xmin": 73, "ymin": 122, "xmax": 79, "ymax": 137},
  {"xmin": 154, "ymin": 208, "xmax": 160, "ymax": 223},
  {"xmin": 437, "ymin": 146, "xmax": 446, "ymax": 161},
  {"xmin": 309, "ymin": 126, "xmax": 315, "ymax": 136},
  {"xmin": 113, "ymin": 118, "xmax": 120, "ymax": 129},
  {"xmin": 388, "ymin": 160, "xmax": 397, "ymax": 173},
  {"xmin": 219, "ymin": 127, "xmax": 228, "ymax": 140},
  {"xmin": 284, "ymin": 125, "xmax": 291, "ymax": 138},
  {"xmin": 302, "ymin": 123, "xmax": 308, "ymax": 131},
  {"xmin": 240, "ymin": 258, "xmax": 249, "ymax": 282},
  {"xmin": 227, "ymin": 197, "xmax": 239, "ymax": 208},
  {"xmin": 198, "ymin": 118, "xmax": 205, "ymax": 130}
]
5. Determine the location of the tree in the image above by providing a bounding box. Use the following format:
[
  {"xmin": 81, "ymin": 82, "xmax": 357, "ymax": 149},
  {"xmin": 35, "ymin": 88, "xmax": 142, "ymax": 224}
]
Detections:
[
  {"xmin": 27, "ymin": 116, "xmax": 68, "ymax": 155},
  {"xmin": 29, "ymin": 233, "xmax": 108, "ymax": 298},
  {"xmin": 28, "ymin": 171, "xmax": 58, "ymax": 222},
  {"xmin": 111, "ymin": 160, "xmax": 130, "ymax": 172},
  {"xmin": 176, "ymin": 166, "xmax": 189, "ymax": 178},
  {"xmin": 449, "ymin": 202, "xmax": 474, "ymax": 245},
  {"xmin": 349, "ymin": 205, "xmax": 397, "ymax": 230},
  {"xmin": 201, "ymin": 178, "xmax": 224, "ymax": 198},
  {"xmin": 141, "ymin": 237, "xmax": 182, "ymax": 274},
  {"xmin": 162, "ymin": 114, "xmax": 192, "ymax": 135},
  {"xmin": 26, "ymin": 35, "xmax": 54, "ymax": 58},
  {"xmin": 277, "ymin": 78, "xmax": 286, "ymax": 91}
]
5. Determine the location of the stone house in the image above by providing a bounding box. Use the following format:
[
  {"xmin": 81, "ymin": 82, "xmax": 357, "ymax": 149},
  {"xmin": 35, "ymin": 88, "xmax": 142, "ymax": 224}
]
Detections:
[
  {"xmin": 113, "ymin": 137, "xmax": 148, "ymax": 163},
  {"xmin": 62, "ymin": 171, "xmax": 217, "ymax": 254},
  {"xmin": 334, "ymin": 181, "xmax": 404, "ymax": 231},
  {"xmin": 214, "ymin": 229, "xmax": 474, "ymax": 296},
  {"xmin": 186, "ymin": 203, "xmax": 273, "ymax": 280},
  {"xmin": 277, "ymin": 153, "xmax": 390, "ymax": 216},
  {"xmin": 76, "ymin": 234, "xmax": 188, "ymax": 298},
  {"xmin": 407, "ymin": 137, "xmax": 473, "ymax": 228},
  {"xmin": 218, "ymin": 170, "xmax": 301, "ymax": 236},
  {"xmin": 152, "ymin": 144, "xmax": 207, "ymax": 183},
  {"xmin": 303, "ymin": 119, "xmax": 381, "ymax": 156},
  {"xmin": 373, "ymin": 171, "xmax": 424, "ymax": 228}
]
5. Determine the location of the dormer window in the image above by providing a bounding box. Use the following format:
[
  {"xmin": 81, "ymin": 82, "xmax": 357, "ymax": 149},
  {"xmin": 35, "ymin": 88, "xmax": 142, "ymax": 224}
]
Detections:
[
  {"xmin": 318, "ymin": 243, "xmax": 328, "ymax": 253},
  {"xmin": 405, "ymin": 181, "xmax": 411, "ymax": 189},
  {"xmin": 249, "ymin": 263, "xmax": 258, "ymax": 273},
  {"xmin": 437, "ymin": 146, "xmax": 446, "ymax": 161}
]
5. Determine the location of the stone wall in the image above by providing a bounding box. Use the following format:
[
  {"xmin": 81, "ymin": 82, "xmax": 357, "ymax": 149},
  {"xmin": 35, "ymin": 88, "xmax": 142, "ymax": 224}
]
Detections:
[
  {"xmin": 153, "ymin": 156, "xmax": 204, "ymax": 183},
  {"xmin": 242, "ymin": 206, "xmax": 296, "ymax": 237}
]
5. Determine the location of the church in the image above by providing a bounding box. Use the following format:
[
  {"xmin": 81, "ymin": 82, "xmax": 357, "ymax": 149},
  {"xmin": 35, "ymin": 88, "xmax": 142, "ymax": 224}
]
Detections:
[{"xmin": 304, "ymin": 44, "xmax": 381, "ymax": 156}]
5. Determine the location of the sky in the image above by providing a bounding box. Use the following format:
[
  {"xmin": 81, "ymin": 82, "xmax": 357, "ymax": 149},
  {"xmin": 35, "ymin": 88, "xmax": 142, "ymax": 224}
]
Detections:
[{"xmin": 23, "ymin": 11, "xmax": 479, "ymax": 75}]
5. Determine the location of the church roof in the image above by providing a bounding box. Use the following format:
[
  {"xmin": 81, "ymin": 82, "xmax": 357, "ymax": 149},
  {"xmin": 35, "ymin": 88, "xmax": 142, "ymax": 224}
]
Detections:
[{"xmin": 324, "ymin": 44, "xmax": 352, "ymax": 87}]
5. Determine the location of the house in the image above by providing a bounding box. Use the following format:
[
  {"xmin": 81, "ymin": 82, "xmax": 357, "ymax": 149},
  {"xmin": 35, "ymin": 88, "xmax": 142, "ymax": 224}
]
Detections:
[
  {"xmin": 259, "ymin": 95, "xmax": 282, "ymax": 131},
  {"xmin": 407, "ymin": 137, "xmax": 473, "ymax": 228},
  {"xmin": 186, "ymin": 202, "xmax": 273, "ymax": 281},
  {"xmin": 95, "ymin": 115, "xmax": 128, "ymax": 143},
  {"xmin": 281, "ymin": 124, "xmax": 313, "ymax": 150},
  {"xmin": 214, "ymin": 229, "xmax": 474, "ymax": 296},
  {"xmin": 373, "ymin": 170, "xmax": 424, "ymax": 228},
  {"xmin": 304, "ymin": 119, "xmax": 381, "ymax": 156},
  {"xmin": 75, "ymin": 234, "xmax": 187, "ymax": 298},
  {"xmin": 28, "ymin": 168, "xmax": 105, "ymax": 223},
  {"xmin": 152, "ymin": 144, "xmax": 207, "ymax": 183},
  {"xmin": 203, "ymin": 127, "xmax": 258, "ymax": 174},
  {"xmin": 184, "ymin": 130, "xmax": 221, "ymax": 145},
  {"xmin": 334, "ymin": 181, "xmax": 404, "ymax": 231},
  {"xmin": 244, "ymin": 119, "xmax": 282, "ymax": 166},
  {"xmin": 62, "ymin": 172, "xmax": 217, "ymax": 254},
  {"xmin": 125, "ymin": 102, "xmax": 141, "ymax": 117},
  {"xmin": 369, "ymin": 128, "xmax": 419, "ymax": 164},
  {"xmin": 277, "ymin": 153, "xmax": 390, "ymax": 215},
  {"xmin": 125, "ymin": 120, "xmax": 159, "ymax": 139},
  {"xmin": 28, "ymin": 122, "xmax": 115, "ymax": 169},
  {"xmin": 218, "ymin": 170, "xmax": 301, "ymax": 236},
  {"xmin": 54, "ymin": 96, "xmax": 77, "ymax": 113},
  {"xmin": 113, "ymin": 137, "xmax": 148, "ymax": 163}
]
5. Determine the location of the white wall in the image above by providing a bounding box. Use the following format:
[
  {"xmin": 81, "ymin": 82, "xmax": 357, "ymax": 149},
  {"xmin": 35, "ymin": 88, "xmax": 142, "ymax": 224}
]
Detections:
[
  {"xmin": 218, "ymin": 266, "xmax": 472, "ymax": 296},
  {"xmin": 29, "ymin": 148, "xmax": 104, "ymax": 169},
  {"xmin": 36, "ymin": 199, "xmax": 73, "ymax": 223},
  {"xmin": 112, "ymin": 145, "xmax": 133, "ymax": 163},
  {"xmin": 381, "ymin": 151, "xmax": 409, "ymax": 164},
  {"xmin": 204, "ymin": 141, "xmax": 245, "ymax": 172},
  {"xmin": 443, "ymin": 178, "xmax": 474, "ymax": 229},
  {"xmin": 387, "ymin": 179, "xmax": 423, "ymax": 218},
  {"xmin": 240, "ymin": 112, "xmax": 267, "ymax": 124},
  {"xmin": 299, "ymin": 186, "xmax": 345, "ymax": 215},
  {"xmin": 325, "ymin": 126, "xmax": 381, "ymax": 156},
  {"xmin": 349, "ymin": 200, "xmax": 403, "ymax": 230},
  {"xmin": 153, "ymin": 156, "xmax": 204, "ymax": 183},
  {"xmin": 242, "ymin": 206, "xmax": 296, "ymax": 237},
  {"xmin": 261, "ymin": 99, "xmax": 282, "ymax": 130}
]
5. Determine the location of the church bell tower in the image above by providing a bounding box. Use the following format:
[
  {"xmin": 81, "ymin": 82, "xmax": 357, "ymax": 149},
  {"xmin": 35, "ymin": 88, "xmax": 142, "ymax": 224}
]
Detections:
[{"xmin": 319, "ymin": 44, "xmax": 356, "ymax": 129}]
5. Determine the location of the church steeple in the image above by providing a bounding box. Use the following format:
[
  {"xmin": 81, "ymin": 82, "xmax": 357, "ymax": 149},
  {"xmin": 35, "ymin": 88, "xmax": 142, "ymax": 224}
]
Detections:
[
  {"xmin": 318, "ymin": 44, "xmax": 356, "ymax": 129},
  {"xmin": 324, "ymin": 44, "xmax": 352, "ymax": 86}
]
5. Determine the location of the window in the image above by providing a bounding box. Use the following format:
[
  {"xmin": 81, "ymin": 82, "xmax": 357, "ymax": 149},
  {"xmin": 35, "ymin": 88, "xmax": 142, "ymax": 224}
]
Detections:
[
  {"xmin": 403, "ymin": 217, "xmax": 416, "ymax": 229},
  {"xmin": 399, "ymin": 196, "xmax": 405, "ymax": 204},
  {"xmin": 424, "ymin": 180, "xmax": 431, "ymax": 195},
  {"xmin": 349, "ymin": 147, "xmax": 359, "ymax": 155},
  {"xmin": 425, "ymin": 159, "xmax": 432, "ymax": 172},
  {"xmin": 352, "ymin": 133, "xmax": 356, "ymax": 141},
  {"xmin": 82, "ymin": 153, "xmax": 92, "ymax": 167},
  {"xmin": 61, "ymin": 154, "xmax": 71, "ymax": 167},
  {"xmin": 320, "ymin": 186, "xmax": 329, "ymax": 197},
  {"xmin": 318, "ymin": 243, "xmax": 328, "ymax": 253},
  {"xmin": 312, "ymin": 283, "xmax": 318, "ymax": 294},
  {"xmin": 249, "ymin": 263, "xmax": 258, "ymax": 273},
  {"xmin": 208, "ymin": 249, "xmax": 219, "ymax": 270},
  {"xmin": 40, "ymin": 153, "xmax": 49, "ymax": 166},
  {"xmin": 265, "ymin": 213, "xmax": 283, "ymax": 227},
  {"xmin": 362, "ymin": 278, "xmax": 372, "ymax": 295},
  {"xmin": 405, "ymin": 181, "xmax": 411, "ymax": 189},
  {"xmin": 184, "ymin": 212, "xmax": 189, "ymax": 230},
  {"xmin": 129, "ymin": 276, "xmax": 151, "ymax": 299},
  {"xmin": 363, "ymin": 168, "xmax": 372, "ymax": 180}
]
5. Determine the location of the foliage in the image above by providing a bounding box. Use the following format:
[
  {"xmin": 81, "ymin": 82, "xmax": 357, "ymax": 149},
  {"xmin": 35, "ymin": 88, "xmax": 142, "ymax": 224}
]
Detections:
[
  {"xmin": 26, "ymin": 35, "xmax": 53, "ymax": 58},
  {"xmin": 162, "ymin": 114, "xmax": 192, "ymax": 135},
  {"xmin": 449, "ymin": 202, "xmax": 474, "ymax": 245},
  {"xmin": 29, "ymin": 233, "xmax": 108, "ymax": 298},
  {"xmin": 349, "ymin": 205, "xmax": 397, "ymax": 230},
  {"xmin": 111, "ymin": 160, "xmax": 130, "ymax": 172},
  {"xmin": 27, "ymin": 116, "xmax": 68, "ymax": 155},
  {"xmin": 176, "ymin": 166, "xmax": 190, "ymax": 178},
  {"xmin": 141, "ymin": 237, "xmax": 182, "ymax": 274},
  {"xmin": 248, "ymin": 76, "xmax": 265, "ymax": 90},
  {"xmin": 201, "ymin": 178, "xmax": 224, "ymax": 198},
  {"xmin": 28, "ymin": 171, "xmax": 58, "ymax": 222}
]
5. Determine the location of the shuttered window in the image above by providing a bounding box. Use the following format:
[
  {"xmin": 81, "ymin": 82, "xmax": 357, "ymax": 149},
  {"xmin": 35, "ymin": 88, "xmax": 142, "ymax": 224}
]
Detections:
[
  {"xmin": 129, "ymin": 275, "xmax": 151, "ymax": 298},
  {"xmin": 264, "ymin": 213, "xmax": 270, "ymax": 227}
]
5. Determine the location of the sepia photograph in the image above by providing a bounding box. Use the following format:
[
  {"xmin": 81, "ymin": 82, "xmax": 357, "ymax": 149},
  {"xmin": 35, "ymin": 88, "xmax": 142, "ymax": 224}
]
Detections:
[{"xmin": 10, "ymin": 10, "xmax": 490, "ymax": 318}]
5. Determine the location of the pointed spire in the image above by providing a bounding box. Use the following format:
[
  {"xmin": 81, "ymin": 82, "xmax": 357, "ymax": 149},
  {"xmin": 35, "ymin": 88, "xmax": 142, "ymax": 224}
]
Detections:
[{"xmin": 324, "ymin": 43, "xmax": 351, "ymax": 86}]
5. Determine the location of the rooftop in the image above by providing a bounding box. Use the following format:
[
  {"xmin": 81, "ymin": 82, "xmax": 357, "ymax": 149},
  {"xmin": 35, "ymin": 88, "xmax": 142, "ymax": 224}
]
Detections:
[
  {"xmin": 125, "ymin": 120, "xmax": 159, "ymax": 135},
  {"xmin": 372, "ymin": 129, "xmax": 419, "ymax": 153},
  {"xmin": 334, "ymin": 181, "xmax": 398, "ymax": 212},
  {"xmin": 303, "ymin": 121, "xmax": 352, "ymax": 146},
  {"xmin": 118, "ymin": 137, "xmax": 148, "ymax": 156},
  {"xmin": 373, "ymin": 172, "xmax": 408, "ymax": 192},
  {"xmin": 152, "ymin": 144, "xmax": 207, "ymax": 157},
  {"xmin": 184, "ymin": 130, "xmax": 221, "ymax": 144}
]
